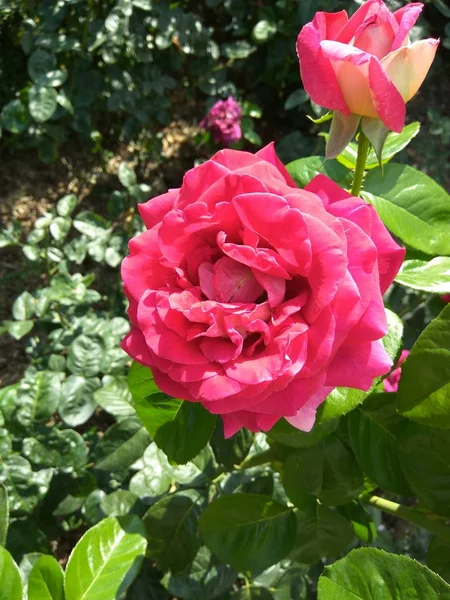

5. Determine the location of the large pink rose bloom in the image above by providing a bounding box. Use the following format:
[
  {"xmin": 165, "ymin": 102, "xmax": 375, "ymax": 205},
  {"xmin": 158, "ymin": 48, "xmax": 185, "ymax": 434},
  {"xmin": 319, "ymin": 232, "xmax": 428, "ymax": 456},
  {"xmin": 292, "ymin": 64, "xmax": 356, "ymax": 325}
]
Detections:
[
  {"xmin": 297, "ymin": 0, "xmax": 439, "ymax": 132},
  {"xmin": 121, "ymin": 144, "xmax": 405, "ymax": 437}
]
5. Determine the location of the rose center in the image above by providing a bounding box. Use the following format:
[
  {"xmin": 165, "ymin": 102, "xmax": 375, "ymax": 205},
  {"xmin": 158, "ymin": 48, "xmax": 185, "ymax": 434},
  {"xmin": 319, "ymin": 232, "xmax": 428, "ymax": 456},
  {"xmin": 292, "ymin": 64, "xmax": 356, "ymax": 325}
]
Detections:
[{"xmin": 198, "ymin": 256, "xmax": 265, "ymax": 304}]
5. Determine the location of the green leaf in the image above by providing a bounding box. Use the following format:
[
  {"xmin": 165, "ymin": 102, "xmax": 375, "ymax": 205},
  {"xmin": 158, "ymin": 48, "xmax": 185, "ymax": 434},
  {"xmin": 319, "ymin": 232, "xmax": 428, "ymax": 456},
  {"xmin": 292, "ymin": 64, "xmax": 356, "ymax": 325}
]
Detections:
[
  {"xmin": 290, "ymin": 503, "xmax": 354, "ymax": 564},
  {"xmin": 315, "ymin": 387, "xmax": 368, "ymax": 425},
  {"xmin": 252, "ymin": 20, "xmax": 277, "ymax": 44},
  {"xmin": 200, "ymin": 494, "xmax": 296, "ymax": 572},
  {"xmin": 56, "ymin": 194, "xmax": 77, "ymax": 217},
  {"xmin": 331, "ymin": 122, "xmax": 421, "ymax": 170},
  {"xmin": 67, "ymin": 335, "xmax": 105, "ymax": 377},
  {"xmin": 211, "ymin": 420, "xmax": 254, "ymax": 469},
  {"xmin": 336, "ymin": 500, "xmax": 377, "ymax": 543},
  {"xmin": 318, "ymin": 547, "xmax": 450, "ymax": 599},
  {"xmin": 398, "ymin": 305, "xmax": 450, "ymax": 428},
  {"xmin": 286, "ymin": 156, "xmax": 351, "ymax": 188},
  {"xmin": 0, "ymin": 456, "xmax": 50, "ymax": 514},
  {"xmin": 3, "ymin": 320, "xmax": 34, "ymax": 340},
  {"xmin": 17, "ymin": 370, "xmax": 62, "ymax": 427},
  {"xmin": 36, "ymin": 69, "xmax": 68, "ymax": 88},
  {"xmin": 28, "ymin": 86, "xmax": 58, "ymax": 123},
  {"xmin": 126, "ymin": 563, "xmax": 169, "ymax": 600},
  {"xmin": 28, "ymin": 49, "xmax": 56, "ymax": 82},
  {"xmin": 28, "ymin": 555, "xmax": 64, "ymax": 600},
  {"xmin": 129, "ymin": 443, "xmax": 172, "ymax": 500},
  {"xmin": 166, "ymin": 546, "xmax": 237, "ymax": 600},
  {"xmin": 396, "ymin": 258, "xmax": 450, "ymax": 294},
  {"xmin": 64, "ymin": 516, "xmax": 147, "ymax": 600},
  {"xmin": 1, "ymin": 100, "xmax": 30, "ymax": 133},
  {"xmin": 129, "ymin": 365, "xmax": 216, "ymax": 464},
  {"xmin": 0, "ymin": 546, "xmax": 22, "ymax": 600},
  {"xmin": 100, "ymin": 490, "xmax": 140, "ymax": 518},
  {"xmin": 397, "ymin": 422, "xmax": 450, "ymax": 517},
  {"xmin": 382, "ymin": 308, "xmax": 404, "ymax": 361},
  {"xmin": 428, "ymin": 537, "xmax": 450, "ymax": 584},
  {"xmin": 49, "ymin": 217, "xmax": 71, "ymax": 242},
  {"xmin": 59, "ymin": 375, "xmax": 101, "ymax": 427},
  {"xmin": 93, "ymin": 418, "xmax": 151, "ymax": 474},
  {"xmin": 118, "ymin": 162, "xmax": 137, "ymax": 188},
  {"xmin": 362, "ymin": 164, "xmax": 450, "ymax": 256},
  {"xmin": 267, "ymin": 418, "xmax": 338, "ymax": 448},
  {"xmin": 73, "ymin": 211, "xmax": 110, "ymax": 239},
  {"xmin": 348, "ymin": 393, "xmax": 411, "ymax": 495},
  {"xmin": 0, "ymin": 483, "xmax": 8, "ymax": 546},
  {"xmin": 12, "ymin": 291, "xmax": 35, "ymax": 321},
  {"xmin": 283, "ymin": 434, "xmax": 363, "ymax": 508},
  {"xmin": 143, "ymin": 493, "xmax": 201, "ymax": 573},
  {"xmin": 94, "ymin": 378, "xmax": 135, "ymax": 421},
  {"xmin": 22, "ymin": 429, "xmax": 87, "ymax": 471},
  {"xmin": 284, "ymin": 89, "xmax": 309, "ymax": 111}
]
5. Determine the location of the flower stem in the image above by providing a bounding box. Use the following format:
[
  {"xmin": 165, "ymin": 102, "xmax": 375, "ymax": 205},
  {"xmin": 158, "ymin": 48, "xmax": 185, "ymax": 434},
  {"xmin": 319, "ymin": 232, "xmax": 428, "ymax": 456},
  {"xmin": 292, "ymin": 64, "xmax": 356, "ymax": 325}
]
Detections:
[
  {"xmin": 236, "ymin": 447, "xmax": 279, "ymax": 470},
  {"xmin": 366, "ymin": 495, "xmax": 450, "ymax": 541},
  {"xmin": 351, "ymin": 130, "xmax": 370, "ymax": 196}
]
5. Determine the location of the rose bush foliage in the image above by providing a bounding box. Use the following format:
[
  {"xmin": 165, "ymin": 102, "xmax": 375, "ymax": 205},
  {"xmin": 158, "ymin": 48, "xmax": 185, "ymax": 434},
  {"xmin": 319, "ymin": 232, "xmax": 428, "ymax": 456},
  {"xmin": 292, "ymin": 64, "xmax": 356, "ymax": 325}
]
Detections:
[
  {"xmin": 297, "ymin": 0, "xmax": 439, "ymax": 132},
  {"xmin": 121, "ymin": 143, "xmax": 405, "ymax": 437}
]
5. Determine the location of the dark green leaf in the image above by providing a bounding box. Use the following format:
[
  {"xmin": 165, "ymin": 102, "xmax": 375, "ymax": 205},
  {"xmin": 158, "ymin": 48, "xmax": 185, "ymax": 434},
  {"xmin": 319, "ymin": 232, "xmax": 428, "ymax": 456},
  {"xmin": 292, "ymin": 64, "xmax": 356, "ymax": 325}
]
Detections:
[
  {"xmin": 315, "ymin": 388, "xmax": 368, "ymax": 425},
  {"xmin": 1, "ymin": 100, "xmax": 30, "ymax": 133},
  {"xmin": 28, "ymin": 49, "xmax": 56, "ymax": 82},
  {"xmin": 29, "ymin": 86, "xmax": 58, "ymax": 123},
  {"xmin": 290, "ymin": 503, "xmax": 354, "ymax": 564},
  {"xmin": 362, "ymin": 164, "xmax": 450, "ymax": 256},
  {"xmin": 318, "ymin": 547, "xmax": 450, "ymax": 599},
  {"xmin": 22, "ymin": 429, "xmax": 87, "ymax": 472},
  {"xmin": 398, "ymin": 305, "xmax": 450, "ymax": 428},
  {"xmin": 28, "ymin": 555, "xmax": 64, "ymax": 600},
  {"xmin": 283, "ymin": 435, "xmax": 363, "ymax": 508},
  {"xmin": 17, "ymin": 370, "xmax": 62, "ymax": 428},
  {"xmin": 286, "ymin": 156, "xmax": 351, "ymax": 188},
  {"xmin": 59, "ymin": 375, "xmax": 101, "ymax": 427},
  {"xmin": 284, "ymin": 89, "xmax": 309, "ymax": 111},
  {"xmin": 93, "ymin": 418, "xmax": 151, "ymax": 474},
  {"xmin": 143, "ymin": 494, "xmax": 201, "ymax": 573},
  {"xmin": 0, "ymin": 546, "xmax": 22, "ymax": 600},
  {"xmin": 200, "ymin": 494, "xmax": 296, "ymax": 572},
  {"xmin": 129, "ymin": 444, "xmax": 172, "ymax": 500},
  {"xmin": 167, "ymin": 546, "xmax": 237, "ymax": 600},
  {"xmin": 0, "ymin": 456, "xmax": 51, "ymax": 514},
  {"xmin": 398, "ymin": 422, "xmax": 450, "ymax": 517},
  {"xmin": 336, "ymin": 500, "xmax": 377, "ymax": 543},
  {"xmin": 428, "ymin": 537, "xmax": 450, "ymax": 584},
  {"xmin": 267, "ymin": 418, "xmax": 337, "ymax": 448},
  {"xmin": 348, "ymin": 393, "xmax": 411, "ymax": 495},
  {"xmin": 126, "ymin": 562, "xmax": 170, "ymax": 600},
  {"xmin": 396, "ymin": 258, "xmax": 450, "ymax": 294},
  {"xmin": 64, "ymin": 516, "xmax": 147, "ymax": 600},
  {"xmin": 211, "ymin": 420, "xmax": 254, "ymax": 469},
  {"xmin": 36, "ymin": 69, "xmax": 68, "ymax": 88},
  {"xmin": 100, "ymin": 490, "xmax": 140, "ymax": 517},
  {"xmin": 0, "ymin": 483, "xmax": 8, "ymax": 547}
]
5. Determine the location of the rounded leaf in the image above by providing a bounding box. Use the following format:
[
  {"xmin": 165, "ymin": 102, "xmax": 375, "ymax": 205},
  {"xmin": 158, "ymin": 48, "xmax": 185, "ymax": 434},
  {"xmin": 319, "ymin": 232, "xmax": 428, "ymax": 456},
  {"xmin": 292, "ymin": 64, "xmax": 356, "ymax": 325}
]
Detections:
[
  {"xmin": 28, "ymin": 86, "xmax": 58, "ymax": 123},
  {"xmin": 0, "ymin": 546, "xmax": 22, "ymax": 600},
  {"xmin": 28, "ymin": 555, "xmax": 64, "ymax": 600},
  {"xmin": 1, "ymin": 100, "xmax": 30, "ymax": 133}
]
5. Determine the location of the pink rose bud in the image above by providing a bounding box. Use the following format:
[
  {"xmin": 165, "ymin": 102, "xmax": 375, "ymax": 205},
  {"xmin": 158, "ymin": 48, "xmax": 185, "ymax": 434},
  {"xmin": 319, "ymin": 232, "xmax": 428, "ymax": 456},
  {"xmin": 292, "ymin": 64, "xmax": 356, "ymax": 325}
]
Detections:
[
  {"xmin": 121, "ymin": 144, "xmax": 405, "ymax": 437},
  {"xmin": 297, "ymin": 0, "xmax": 439, "ymax": 132},
  {"xmin": 200, "ymin": 97, "xmax": 242, "ymax": 146},
  {"xmin": 383, "ymin": 349, "xmax": 410, "ymax": 392}
]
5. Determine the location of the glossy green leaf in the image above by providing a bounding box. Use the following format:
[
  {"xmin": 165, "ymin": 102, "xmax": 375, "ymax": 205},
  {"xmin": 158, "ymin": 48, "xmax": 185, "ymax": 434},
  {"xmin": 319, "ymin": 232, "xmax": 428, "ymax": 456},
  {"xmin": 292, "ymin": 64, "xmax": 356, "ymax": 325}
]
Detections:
[
  {"xmin": 0, "ymin": 456, "xmax": 52, "ymax": 515},
  {"xmin": 0, "ymin": 546, "xmax": 22, "ymax": 600},
  {"xmin": 362, "ymin": 164, "xmax": 450, "ymax": 256},
  {"xmin": 143, "ymin": 493, "xmax": 201, "ymax": 573},
  {"xmin": 286, "ymin": 156, "xmax": 350, "ymax": 188},
  {"xmin": 283, "ymin": 434, "xmax": 363, "ymax": 508},
  {"xmin": 428, "ymin": 537, "xmax": 450, "ymax": 584},
  {"xmin": 100, "ymin": 490, "xmax": 140, "ymax": 517},
  {"xmin": 93, "ymin": 418, "xmax": 151, "ymax": 474},
  {"xmin": 3, "ymin": 320, "xmax": 34, "ymax": 340},
  {"xmin": 59, "ymin": 375, "xmax": 101, "ymax": 427},
  {"xmin": 50, "ymin": 217, "xmax": 71, "ymax": 242},
  {"xmin": 166, "ymin": 546, "xmax": 237, "ymax": 600},
  {"xmin": 398, "ymin": 305, "xmax": 450, "ymax": 428},
  {"xmin": 129, "ymin": 444, "xmax": 172, "ymax": 500},
  {"xmin": 65, "ymin": 516, "xmax": 147, "ymax": 600},
  {"xmin": 118, "ymin": 162, "xmax": 137, "ymax": 188},
  {"xmin": 382, "ymin": 309, "xmax": 404, "ymax": 362},
  {"xmin": 316, "ymin": 387, "xmax": 368, "ymax": 425},
  {"xmin": 336, "ymin": 500, "xmax": 377, "ymax": 543},
  {"xmin": 396, "ymin": 258, "xmax": 450, "ymax": 294},
  {"xmin": 210, "ymin": 420, "xmax": 254, "ymax": 469},
  {"xmin": 348, "ymin": 393, "xmax": 411, "ymax": 495},
  {"xmin": 56, "ymin": 194, "xmax": 77, "ymax": 217},
  {"xmin": 29, "ymin": 86, "xmax": 58, "ymax": 123},
  {"xmin": 16, "ymin": 370, "xmax": 62, "ymax": 428},
  {"xmin": 290, "ymin": 503, "xmax": 354, "ymax": 564},
  {"xmin": 252, "ymin": 20, "xmax": 277, "ymax": 44},
  {"xmin": 12, "ymin": 291, "xmax": 35, "ymax": 321},
  {"xmin": 267, "ymin": 418, "xmax": 337, "ymax": 448},
  {"xmin": 67, "ymin": 335, "xmax": 105, "ymax": 377},
  {"xmin": 398, "ymin": 422, "xmax": 450, "ymax": 517},
  {"xmin": 200, "ymin": 493, "xmax": 296, "ymax": 572},
  {"xmin": 1, "ymin": 99, "xmax": 30, "ymax": 133},
  {"xmin": 0, "ymin": 483, "xmax": 8, "ymax": 546},
  {"xmin": 28, "ymin": 555, "xmax": 64, "ymax": 600},
  {"xmin": 94, "ymin": 377, "xmax": 135, "ymax": 422},
  {"xmin": 73, "ymin": 211, "xmax": 110, "ymax": 239},
  {"xmin": 28, "ymin": 49, "xmax": 56, "ymax": 82},
  {"xmin": 318, "ymin": 547, "xmax": 450, "ymax": 599},
  {"xmin": 22, "ymin": 429, "xmax": 87, "ymax": 471}
]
